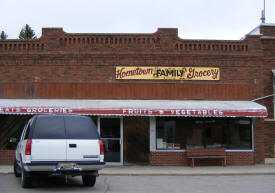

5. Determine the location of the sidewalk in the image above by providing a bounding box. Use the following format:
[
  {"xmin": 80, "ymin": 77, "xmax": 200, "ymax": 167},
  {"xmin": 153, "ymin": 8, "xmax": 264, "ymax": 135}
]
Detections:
[{"xmin": 1, "ymin": 165, "xmax": 275, "ymax": 176}]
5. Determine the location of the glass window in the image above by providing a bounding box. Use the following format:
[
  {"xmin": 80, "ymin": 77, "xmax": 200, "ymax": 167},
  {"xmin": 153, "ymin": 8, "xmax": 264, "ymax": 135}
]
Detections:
[
  {"xmin": 65, "ymin": 115, "xmax": 99, "ymax": 139},
  {"xmin": 156, "ymin": 118, "xmax": 185, "ymax": 150},
  {"xmin": 24, "ymin": 119, "xmax": 33, "ymax": 140},
  {"xmin": 228, "ymin": 119, "xmax": 252, "ymax": 149},
  {"xmin": 32, "ymin": 115, "xmax": 66, "ymax": 139},
  {"xmin": 185, "ymin": 119, "xmax": 204, "ymax": 149},
  {"xmin": 100, "ymin": 118, "xmax": 120, "ymax": 138},
  {"xmin": 155, "ymin": 117, "xmax": 252, "ymax": 150},
  {"xmin": 203, "ymin": 119, "xmax": 227, "ymax": 149}
]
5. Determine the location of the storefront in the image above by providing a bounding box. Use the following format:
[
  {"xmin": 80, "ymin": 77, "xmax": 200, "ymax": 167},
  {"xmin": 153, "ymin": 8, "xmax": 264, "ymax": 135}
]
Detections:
[
  {"xmin": 0, "ymin": 99, "xmax": 267, "ymax": 165},
  {"xmin": 0, "ymin": 23, "xmax": 274, "ymax": 166}
]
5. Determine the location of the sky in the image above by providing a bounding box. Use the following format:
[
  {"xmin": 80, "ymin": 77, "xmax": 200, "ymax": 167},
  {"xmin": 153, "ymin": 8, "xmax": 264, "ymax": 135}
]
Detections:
[{"xmin": 0, "ymin": 0, "xmax": 274, "ymax": 40}]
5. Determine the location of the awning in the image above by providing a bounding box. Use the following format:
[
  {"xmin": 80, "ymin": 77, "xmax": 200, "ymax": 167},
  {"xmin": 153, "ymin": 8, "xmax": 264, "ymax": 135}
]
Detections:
[{"xmin": 0, "ymin": 99, "xmax": 267, "ymax": 117}]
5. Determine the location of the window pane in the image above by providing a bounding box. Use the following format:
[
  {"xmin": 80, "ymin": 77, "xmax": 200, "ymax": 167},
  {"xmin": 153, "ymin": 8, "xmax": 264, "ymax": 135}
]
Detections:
[
  {"xmin": 32, "ymin": 115, "xmax": 66, "ymax": 139},
  {"xmin": 185, "ymin": 119, "xmax": 204, "ymax": 149},
  {"xmin": 156, "ymin": 118, "xmax": 184, "ymax": 150},
  {"xmin": 155, "ymin": 117, "xmax": 252, "ymax": 151},
  {"xmin": 228, "ymin": 119, "xmax": 252, "ymax": 149},
  {"xmin": 65, "ymin": 116, "xmax": 99, "ymax": 139},
  {"xmin": 100, "ymin": 118, "xmax": 120, "ymax": 138},
  {"xmin": 24, "ymin": 122, "xmax": 31, "ymax": 140},
  {"xmin": 204, "ymin": 119, "xmax": 227, "ymax": 149}
]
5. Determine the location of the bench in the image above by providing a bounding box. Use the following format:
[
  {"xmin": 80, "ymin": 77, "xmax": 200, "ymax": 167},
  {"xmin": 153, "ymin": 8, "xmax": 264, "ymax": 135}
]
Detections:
[{"xmin": 186, "ymin": 148, "xmax": 226, "ymax": 168}]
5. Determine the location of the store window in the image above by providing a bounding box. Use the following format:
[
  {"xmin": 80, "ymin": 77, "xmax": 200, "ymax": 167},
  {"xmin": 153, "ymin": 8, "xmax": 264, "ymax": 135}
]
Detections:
[
  {"xmin": 155, "ymin": 117, "xmax": 252, "ymax": 150},
  {"xmin": 156, "ymin": 118, "xmax": 185, "ymax": 150},
  {"xmin": 227, "ymin": 119, "xmax": 252, "ymax": 149}
]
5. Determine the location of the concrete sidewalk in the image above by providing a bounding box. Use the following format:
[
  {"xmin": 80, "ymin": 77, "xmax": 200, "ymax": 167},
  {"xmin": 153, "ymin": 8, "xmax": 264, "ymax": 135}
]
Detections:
[{"xmin": 1, "ymin": 165, "xmax": 275, "ymax": 176}]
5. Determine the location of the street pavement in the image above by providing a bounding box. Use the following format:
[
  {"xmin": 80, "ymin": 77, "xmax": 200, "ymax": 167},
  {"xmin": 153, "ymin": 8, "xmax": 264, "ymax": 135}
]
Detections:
[
  {"xmin": 1, "ymin": 164, "xmax": 275, "ymax": 192},
  {"xmin": 1, "ymin": 173, "xmax": 275, "ymax": 193}
]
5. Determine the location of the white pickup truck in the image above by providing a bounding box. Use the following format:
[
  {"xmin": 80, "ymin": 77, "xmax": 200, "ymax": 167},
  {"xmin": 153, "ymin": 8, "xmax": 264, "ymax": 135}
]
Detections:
[{"xmin": 13, "ymin": 114, "xmax": 105, "ymax": 188}]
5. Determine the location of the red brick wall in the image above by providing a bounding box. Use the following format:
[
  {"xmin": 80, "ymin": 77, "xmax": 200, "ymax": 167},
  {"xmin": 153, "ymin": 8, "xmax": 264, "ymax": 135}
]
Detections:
[
  {"xmin": 254, "ymin": 119, "xmax": 265, "ymax": 164},
  {"xmin": 226, "ymin": 152, "xmax": 254, "ymax": 165},
  {"xmin": 0, "ymin": 82, "xmax": 252, "ymax": 100},
  {"xmin": 150, "ymin": 151, "xmax": 254, "ymax": 166},
  {"xmin": 150, "ymin": 152, "xmax": 188, "ymax": 166},
  {"xmin": 264, "ymin": 120, "xmax": 275, "ymax": 158},
  {"xmin": 0, "ymin": 150, "xmax": 15, "ymax": 165}
]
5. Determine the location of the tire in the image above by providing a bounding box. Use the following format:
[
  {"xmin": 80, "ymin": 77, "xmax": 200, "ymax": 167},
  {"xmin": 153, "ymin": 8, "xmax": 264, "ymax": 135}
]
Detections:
[
  {"xmin": 13, "ymin": 159, "xmax": 21, "ymax": 178},
  {"xmin": 20, "ymin": 166, "xmax": 32, "ymax": 188},
  {"xmin": 82, "ymin": 175, "xmax": 96, "ymax": 187}
]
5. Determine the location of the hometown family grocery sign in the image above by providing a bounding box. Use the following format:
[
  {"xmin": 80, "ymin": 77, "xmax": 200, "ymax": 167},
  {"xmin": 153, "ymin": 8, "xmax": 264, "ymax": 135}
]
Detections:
[{"xmin": 115, "ymin": 66, "xmax": 220, "ymax": 80}]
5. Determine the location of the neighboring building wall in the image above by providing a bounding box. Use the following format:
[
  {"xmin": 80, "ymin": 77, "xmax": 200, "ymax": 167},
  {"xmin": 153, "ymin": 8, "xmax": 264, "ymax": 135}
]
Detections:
[
  {"xmin": 253, "ymin": 119, "xmax": 265, "ymax": 164},
  {"xmin": 264, "ymin": 121, "xmax": 275, "ymax": 159},
  {"xmin": 261, "ymin": 24, "xmax": 275, "ymax": 162}
]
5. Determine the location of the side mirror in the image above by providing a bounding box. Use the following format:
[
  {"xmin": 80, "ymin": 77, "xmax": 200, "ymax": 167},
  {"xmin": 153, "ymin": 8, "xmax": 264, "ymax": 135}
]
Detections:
[{"xmin": 9, "ymin": 137, "xmax": 18, "ymax": 144}]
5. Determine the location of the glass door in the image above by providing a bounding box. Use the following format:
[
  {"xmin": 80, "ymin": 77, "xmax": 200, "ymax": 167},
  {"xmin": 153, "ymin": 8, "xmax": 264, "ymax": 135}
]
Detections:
[{"xmin": 98, "ymin": 117, "xmax": 123, "ymax": 165}]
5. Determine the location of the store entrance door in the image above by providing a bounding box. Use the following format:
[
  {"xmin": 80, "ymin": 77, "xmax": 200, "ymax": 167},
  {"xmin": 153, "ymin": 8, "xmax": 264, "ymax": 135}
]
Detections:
[{"xmin": 98, "ymin": 117, "xmax": 123, "ymax": 165}]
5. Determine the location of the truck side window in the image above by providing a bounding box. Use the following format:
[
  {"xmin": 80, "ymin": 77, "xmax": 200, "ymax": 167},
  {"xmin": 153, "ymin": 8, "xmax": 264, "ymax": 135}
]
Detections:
[
  {"xmin": 23, "ymin": 118, "xmax": 33, "ymax": 140},
  {"xmin": 24, "ymin": 123, "xmax": 31, "ymax": 140}
]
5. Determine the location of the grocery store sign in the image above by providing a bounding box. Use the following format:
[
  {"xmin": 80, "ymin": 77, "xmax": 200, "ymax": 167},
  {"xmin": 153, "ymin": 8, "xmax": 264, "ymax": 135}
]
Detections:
[
  {"xmin": 0, "ymin": 106, "xmax": 267, "ymax": 117},
  {"xmin": 115, "ymin": 66, "xmax": 220, "ymax": 80}
]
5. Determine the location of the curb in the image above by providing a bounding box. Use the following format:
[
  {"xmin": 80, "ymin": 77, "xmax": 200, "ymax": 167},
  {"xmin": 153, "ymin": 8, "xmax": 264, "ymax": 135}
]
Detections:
[
  {"xmin": 99, "ymin": 172, "xmax": 275, "ymax": 176},
  {"xmin": 2, "ymin": 165, "xmax": 275, "ymax": 176},
  {"xmin": 1, "ymin": 171, "xmax": 275, "ymax": 176}
]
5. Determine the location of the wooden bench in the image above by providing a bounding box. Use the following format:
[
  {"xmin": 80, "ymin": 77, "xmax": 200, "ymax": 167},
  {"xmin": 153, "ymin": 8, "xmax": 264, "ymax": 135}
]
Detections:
[{"xmin": 186, "ymin": 148, "xmax": 226, "ymax": 168}]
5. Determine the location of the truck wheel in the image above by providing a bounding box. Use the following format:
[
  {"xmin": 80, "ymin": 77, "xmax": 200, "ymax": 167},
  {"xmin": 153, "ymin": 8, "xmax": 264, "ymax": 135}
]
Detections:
[
  {"xmin": 13, "ymin": 159, "xmax": 21, "ymax": 177},
  {"xmin": 82, "ymin": 175, "xmax": 96, "ymax": 187},
  {"xmin": 21, "ymin": 166, "xmax": 32, "ymax": 188}
]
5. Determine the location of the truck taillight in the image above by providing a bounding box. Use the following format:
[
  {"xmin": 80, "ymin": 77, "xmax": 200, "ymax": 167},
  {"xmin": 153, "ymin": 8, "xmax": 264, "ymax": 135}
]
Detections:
[
  {"xmin": 25, "ymin": 139, "xmax": 32, "ymax": 155},
  {"xmin": 99, "ymin": 140, "xmax": 104, "ymax": 155}
]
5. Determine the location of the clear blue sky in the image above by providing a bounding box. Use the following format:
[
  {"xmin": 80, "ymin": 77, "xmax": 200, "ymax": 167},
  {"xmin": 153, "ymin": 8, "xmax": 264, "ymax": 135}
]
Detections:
[{"xmin": 0, "ymin": 0, "xmax": 274, "ymax": 40}]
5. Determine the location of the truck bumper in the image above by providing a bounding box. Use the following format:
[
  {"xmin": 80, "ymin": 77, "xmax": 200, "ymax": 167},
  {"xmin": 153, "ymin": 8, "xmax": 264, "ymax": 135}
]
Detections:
[{"xmin": 24, "ymin": 161, "xmax": 105, "ymax": 173}]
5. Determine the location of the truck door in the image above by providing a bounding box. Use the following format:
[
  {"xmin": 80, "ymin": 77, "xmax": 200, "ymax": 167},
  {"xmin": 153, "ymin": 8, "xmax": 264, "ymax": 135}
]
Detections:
[
  {"xmin": 65, "ymin": 116, "xmax": 101, "ymax": 162},
  {"xmin": 31, "ymin": 116, "xmax": 67, "ymax": 161}
]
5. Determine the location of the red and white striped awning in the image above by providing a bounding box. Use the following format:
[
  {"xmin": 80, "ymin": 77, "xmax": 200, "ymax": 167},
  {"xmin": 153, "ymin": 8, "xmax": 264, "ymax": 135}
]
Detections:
[{"xmin": 0, "ymin": 99, "xmax": 267, "ymax": 117}]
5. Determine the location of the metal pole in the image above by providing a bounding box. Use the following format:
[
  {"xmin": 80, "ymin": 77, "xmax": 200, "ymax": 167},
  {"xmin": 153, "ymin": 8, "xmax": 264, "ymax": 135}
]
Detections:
[
  {"xmin": 264, "ymin": 0, "xmax": 266, "ymax": 23},
  {"xmin": 261, "ymin": 0, "xmax": 266, "ymax": 23},
  {"xmin": 251, "ymin": 94, "xmax": 275, "ymax": 102},
  {"xmin": 264, "ymin": 0, "xmax": 265, "ymax": 15}
]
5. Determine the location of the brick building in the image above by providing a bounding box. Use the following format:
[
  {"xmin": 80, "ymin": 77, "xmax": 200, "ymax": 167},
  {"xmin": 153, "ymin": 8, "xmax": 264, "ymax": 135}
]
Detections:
[{"xmin": 0, "ymin": 23, "xmax": 274, "ymax": 166}]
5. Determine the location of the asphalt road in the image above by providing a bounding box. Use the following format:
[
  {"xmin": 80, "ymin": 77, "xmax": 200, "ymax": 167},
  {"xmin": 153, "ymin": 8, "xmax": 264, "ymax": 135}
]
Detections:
[{"xmin": 0, "ymin": 174, "xmax": 275, "ymax": 193}]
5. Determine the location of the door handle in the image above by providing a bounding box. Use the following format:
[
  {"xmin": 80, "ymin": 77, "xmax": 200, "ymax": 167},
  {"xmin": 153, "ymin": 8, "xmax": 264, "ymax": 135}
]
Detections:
[{"xmin": 69, "ymin": 144, "xmax": 77, "ymax": 148}]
